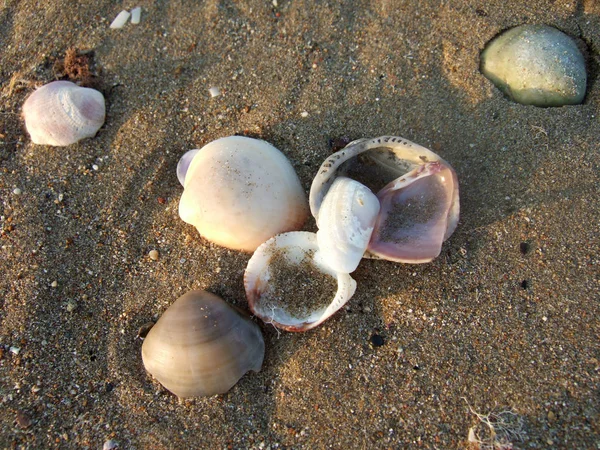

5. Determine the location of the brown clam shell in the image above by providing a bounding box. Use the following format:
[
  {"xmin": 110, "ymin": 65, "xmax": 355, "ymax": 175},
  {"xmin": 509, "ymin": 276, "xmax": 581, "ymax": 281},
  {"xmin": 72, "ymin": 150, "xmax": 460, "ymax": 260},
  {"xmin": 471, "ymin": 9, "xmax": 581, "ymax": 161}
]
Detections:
[{"xmin": 141, "ymin": 290, "xmax": 264, "ymax": 398}]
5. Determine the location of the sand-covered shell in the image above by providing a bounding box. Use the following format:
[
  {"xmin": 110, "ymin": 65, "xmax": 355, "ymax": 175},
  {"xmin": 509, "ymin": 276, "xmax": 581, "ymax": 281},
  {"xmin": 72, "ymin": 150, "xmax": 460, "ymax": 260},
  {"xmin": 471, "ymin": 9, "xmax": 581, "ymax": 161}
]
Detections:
[
  {"xmin": 244, "ymin": 232, "xmax": 357, "ymax": 332},
  {"xmin": 316, "ymin": 176, "xmax": 380, "ymax": 273},
  {"xmin": 22, "ymin": 81, "xmax": 106, "ymax": 146},
  {"xmin": 178, "ymin": 136, "xmax": 309, "ymax": 252},
  {"xmin": 481, "ymin": 24, "xmax": 587, "ymax": 107},
  {"xmin": 141, "ymin": 290, "xmax": 264, "ymax": 398},
  {"xmin": 310, "ymin": 136, "xmax": 459, "ymax": 264}
]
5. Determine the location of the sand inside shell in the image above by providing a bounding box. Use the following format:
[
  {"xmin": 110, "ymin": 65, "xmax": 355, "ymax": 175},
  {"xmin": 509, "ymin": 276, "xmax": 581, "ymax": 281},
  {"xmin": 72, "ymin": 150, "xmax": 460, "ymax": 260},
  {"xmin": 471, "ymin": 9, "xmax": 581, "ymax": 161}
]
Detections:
[{"xmin": 260, "ymin": 248, "xmax": 338, "ymax": 321}]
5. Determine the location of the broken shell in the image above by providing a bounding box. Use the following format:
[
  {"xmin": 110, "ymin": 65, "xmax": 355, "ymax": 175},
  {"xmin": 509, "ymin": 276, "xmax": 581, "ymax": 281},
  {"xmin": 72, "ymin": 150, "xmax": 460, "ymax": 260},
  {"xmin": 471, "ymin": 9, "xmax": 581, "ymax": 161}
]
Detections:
[
  {"xmin": 22, "ymin": 81, "xmax": 105, "ymax": 146},
  {"xmin": 141, "ymin": 290, "xmax": 264, "ymax": 398},
  {"xmin": 244, "ymin": 232, "xmax": 357, "ymax": 332},
  {"xmin": 316, "ymin": 176, "xmax": 380, "ymax": 273},
  {"xmin": 310, "ymin": 136, "xmax": 459, "ymax": 263},
  {"xmin": 178, "ymin": 136, "xmax": 309, "ymax": 252}
]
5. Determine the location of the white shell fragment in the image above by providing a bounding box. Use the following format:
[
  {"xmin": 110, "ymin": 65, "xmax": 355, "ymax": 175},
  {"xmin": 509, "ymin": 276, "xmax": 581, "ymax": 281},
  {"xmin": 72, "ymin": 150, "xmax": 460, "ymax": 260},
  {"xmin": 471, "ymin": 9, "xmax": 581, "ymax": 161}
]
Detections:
[
  {"xmin": 109, "ymin": 10, "xmax": 131, "ymax": 29},
  {"xmin": 178, "ymin": 136, "xmax": 309, "ymax": 252},
  {"xmin": 142, "ymin": 290, "xmax": 264, "ymax": 398},
  {"xmin": 316, "ymin": 177, "xmax": 380, "ymax": 273},
  {"xmin": 22, "ymin": 81, "xmax": 106, "ymax": 146},
  {"xmin": 244, "ymin": 232, "xmax": 357, "ymax": 332},
  {"xmin": 481, "ymin": 24, "xmax": 587, "ymax": 106},
  {"xmin": 130, "ymin": 6, "xmax": 142, "ymax": 25},
  {"xmin": 208, "ymin": 87, "xmax": 221, "ymax": 98}
]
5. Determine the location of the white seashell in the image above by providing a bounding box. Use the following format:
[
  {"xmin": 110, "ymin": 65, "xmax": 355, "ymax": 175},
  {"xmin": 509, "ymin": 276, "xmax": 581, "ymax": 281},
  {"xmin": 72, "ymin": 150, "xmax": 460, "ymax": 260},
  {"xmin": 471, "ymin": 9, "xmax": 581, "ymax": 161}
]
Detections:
[
  {"xmin": 244, "ymin": 231, "xmax": 357, "ymax": 331},
  {"xmin": 22, "ymin": 81, "xmax": 105, "ymax": 147},
  {"xmin": 110, "ymin": 10, "xmax": 131, "ymax": 29},
  {"xmin": 316, "ymin": 176, "xmax": 380, "ymax": 273},
  {"xmin": 178, "ymin": 136, "xmax": 309, "ymax": 252},
  {"xmin": 310, "ymin": 136, "xmax": 459, "ymax": 264},
  {"xmin": 130, "ymin": 7, "xmax": 142, "ymax": 25}
]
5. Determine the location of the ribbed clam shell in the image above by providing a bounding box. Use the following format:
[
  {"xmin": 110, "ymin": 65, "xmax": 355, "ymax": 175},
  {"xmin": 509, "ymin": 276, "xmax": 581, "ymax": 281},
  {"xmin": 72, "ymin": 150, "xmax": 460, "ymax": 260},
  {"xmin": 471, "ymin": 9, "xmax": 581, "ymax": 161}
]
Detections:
[
  {"xmin": 316, "ymin": 177, "xmax": 380, "ymax": 273},
  {"xmin": 310, "ymin": 136, "xmax": 459, "ymax": 263},
  {"xmin": 22, "ymin": 81, "xmax": 105, "ymax": 146},
  {"xmin": 141, "ymin": 290, "xmax": 264, "ymax": 398},
  {"xmin": 244, "ymin": 232, "xmax": 357, "ymax": 332},
  {"xmin": 178, "ymin": 136, "xmax": 309, "ymax": 252}
]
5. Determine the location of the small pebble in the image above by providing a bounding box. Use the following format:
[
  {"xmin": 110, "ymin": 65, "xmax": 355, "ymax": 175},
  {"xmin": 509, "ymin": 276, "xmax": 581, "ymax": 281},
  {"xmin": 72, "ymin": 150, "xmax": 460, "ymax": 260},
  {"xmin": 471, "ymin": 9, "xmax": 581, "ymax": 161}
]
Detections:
[
  {"xmin": 15, "ymin": 411, "xmax": 31, "ymax": 429},
  {"xmin": 208, "ymin": 87, "xmax": 221, "ymax": 98},
  {"xmin": 300, "ymin": 111, "xmax": 309, "ymax": 118},
  {"xmin": 520, "ymin": 242, "xmax": 531, "ymax": 255},
  {"xmin": 148, "ymin": 249, "xmax": 160, "ymax": 261},
  {"xmin": 9, "ymin": 346, "xmax": 20, "ymax": 355},
  {"xmin": 50, "ymin": 280, "xmax": 58, "ymax": 288},
  {"xmin": 369, "ymin": 333, "xmax": 385, "ymax": 347},
  {"xmin": 103, "ymin": 439, "xmax": 119, "ymax": 450},
  {"xmin": 13, "ymin": 188, "xmax": 22, "ymax": 195},
  {"xmin": 66, "ymin": 299, "xmax": 78, "ymax": 312}
]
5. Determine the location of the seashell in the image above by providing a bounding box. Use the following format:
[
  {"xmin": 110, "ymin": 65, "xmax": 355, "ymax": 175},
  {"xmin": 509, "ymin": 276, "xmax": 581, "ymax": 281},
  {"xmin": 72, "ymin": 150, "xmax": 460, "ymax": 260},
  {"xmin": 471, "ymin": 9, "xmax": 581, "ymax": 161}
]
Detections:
[
  {"xmin": 244, "ymin": 231, "xmax": 357, "ymax": 332},
  {"xmin": 22, "ymin": 81, "xmax": 106, "ymax": 146},
  {"xmin": 481, "ymin": 24, "xmax": 586, "ymax": 107},
  {"xmin": 310, "ymin": 136, "xmax": 459, "ymax": 264},
  {"xmin": 178, "ymin": 136, "xmax": 309, "ymax": 252},
  {"xmin": 316, "ymin": 176, "xmax": 380, "ymax": 273},
  {"xmin": 141, "ymin": 290, "xmax": 264, "ymax": 398}
]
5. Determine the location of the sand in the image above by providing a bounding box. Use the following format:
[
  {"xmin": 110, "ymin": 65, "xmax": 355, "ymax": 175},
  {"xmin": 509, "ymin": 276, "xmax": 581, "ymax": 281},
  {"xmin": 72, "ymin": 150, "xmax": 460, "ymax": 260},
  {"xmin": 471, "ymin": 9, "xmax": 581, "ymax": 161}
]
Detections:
[{"xmin": 1, "ymin": 1, "xmax": 599, "ymax": 448}]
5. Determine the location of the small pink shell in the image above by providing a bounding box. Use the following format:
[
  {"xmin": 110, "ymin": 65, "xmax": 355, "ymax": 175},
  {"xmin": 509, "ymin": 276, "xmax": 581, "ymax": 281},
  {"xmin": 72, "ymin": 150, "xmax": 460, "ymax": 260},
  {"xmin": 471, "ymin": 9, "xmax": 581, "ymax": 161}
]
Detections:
[{"xmin": 22, "ymin": 81, "xmax": 105, "ymax": 146}]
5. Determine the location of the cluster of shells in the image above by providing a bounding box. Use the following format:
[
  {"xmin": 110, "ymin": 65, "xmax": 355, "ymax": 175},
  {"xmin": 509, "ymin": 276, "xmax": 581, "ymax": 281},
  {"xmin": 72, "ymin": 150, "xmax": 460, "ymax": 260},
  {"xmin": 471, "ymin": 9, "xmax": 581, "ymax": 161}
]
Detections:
[
  {"xmin": 19, "ymin": 22, "xmax": 587, "ymax": 399},
  {"xmin": 141, "ymin": 134, "xmax": 459, "ymax": 398}
]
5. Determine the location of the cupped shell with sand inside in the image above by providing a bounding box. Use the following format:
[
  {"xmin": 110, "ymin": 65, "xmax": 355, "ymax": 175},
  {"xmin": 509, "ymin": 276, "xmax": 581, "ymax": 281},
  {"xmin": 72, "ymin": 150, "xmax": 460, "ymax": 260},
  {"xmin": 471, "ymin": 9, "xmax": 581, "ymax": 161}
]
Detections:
[
  {"xmin": 22, "ymin": 80, "xmax": 106, "ymax": 146},
  {"xmin": 177, "ymin": 136, "xmax": 309, "ymax": 252}
]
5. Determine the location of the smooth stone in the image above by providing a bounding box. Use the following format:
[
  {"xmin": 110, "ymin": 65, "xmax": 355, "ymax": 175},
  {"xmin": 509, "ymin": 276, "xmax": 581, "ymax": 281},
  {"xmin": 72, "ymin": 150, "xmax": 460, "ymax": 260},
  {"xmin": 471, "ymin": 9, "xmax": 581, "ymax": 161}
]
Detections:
[{"xmin": 481, "ymin": 24, "xmax": 586, "ymax": 107}]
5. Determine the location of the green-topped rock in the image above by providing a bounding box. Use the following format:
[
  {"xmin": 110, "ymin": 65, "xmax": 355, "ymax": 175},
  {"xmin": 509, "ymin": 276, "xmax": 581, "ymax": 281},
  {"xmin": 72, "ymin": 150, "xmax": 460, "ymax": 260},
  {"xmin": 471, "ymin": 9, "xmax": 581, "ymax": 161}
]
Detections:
[{"xmin": 481, "ymin": 24, "xmax": 587, "ymax": 107}]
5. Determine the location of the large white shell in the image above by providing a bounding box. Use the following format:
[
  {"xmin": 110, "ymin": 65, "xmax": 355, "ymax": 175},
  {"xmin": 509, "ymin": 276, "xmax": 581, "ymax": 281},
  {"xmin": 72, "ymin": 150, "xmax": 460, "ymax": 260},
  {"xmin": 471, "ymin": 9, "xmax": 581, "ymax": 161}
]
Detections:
[
  {"xmin": 244, "ymin": 232, "xmax": 357, "ymax": 331},
  {"xmin": 310, "ymin": 136, "xmax": 459, "ymax": 264},
  {"xmin": 141, "ymin": 290, "xmax": 264, "ymax": 398},
  {"xmin": 178, "ymin": 136, "xmax": 309, "ymax": 252},
  {"xmin": 22, "ymin": 81, "xmax": 106, "ymax": 146},
  {"xmin": 316, "ymin": 176, "xmax": 380, "ymax": 273}
]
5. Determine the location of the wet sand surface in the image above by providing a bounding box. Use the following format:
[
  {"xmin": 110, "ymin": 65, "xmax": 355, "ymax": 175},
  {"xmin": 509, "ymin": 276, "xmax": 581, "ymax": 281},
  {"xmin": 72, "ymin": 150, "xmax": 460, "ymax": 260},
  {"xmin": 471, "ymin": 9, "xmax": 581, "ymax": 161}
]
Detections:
[{"xmin": 0, "ymin": 1, "xmax": 599, "ymax": 448}]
